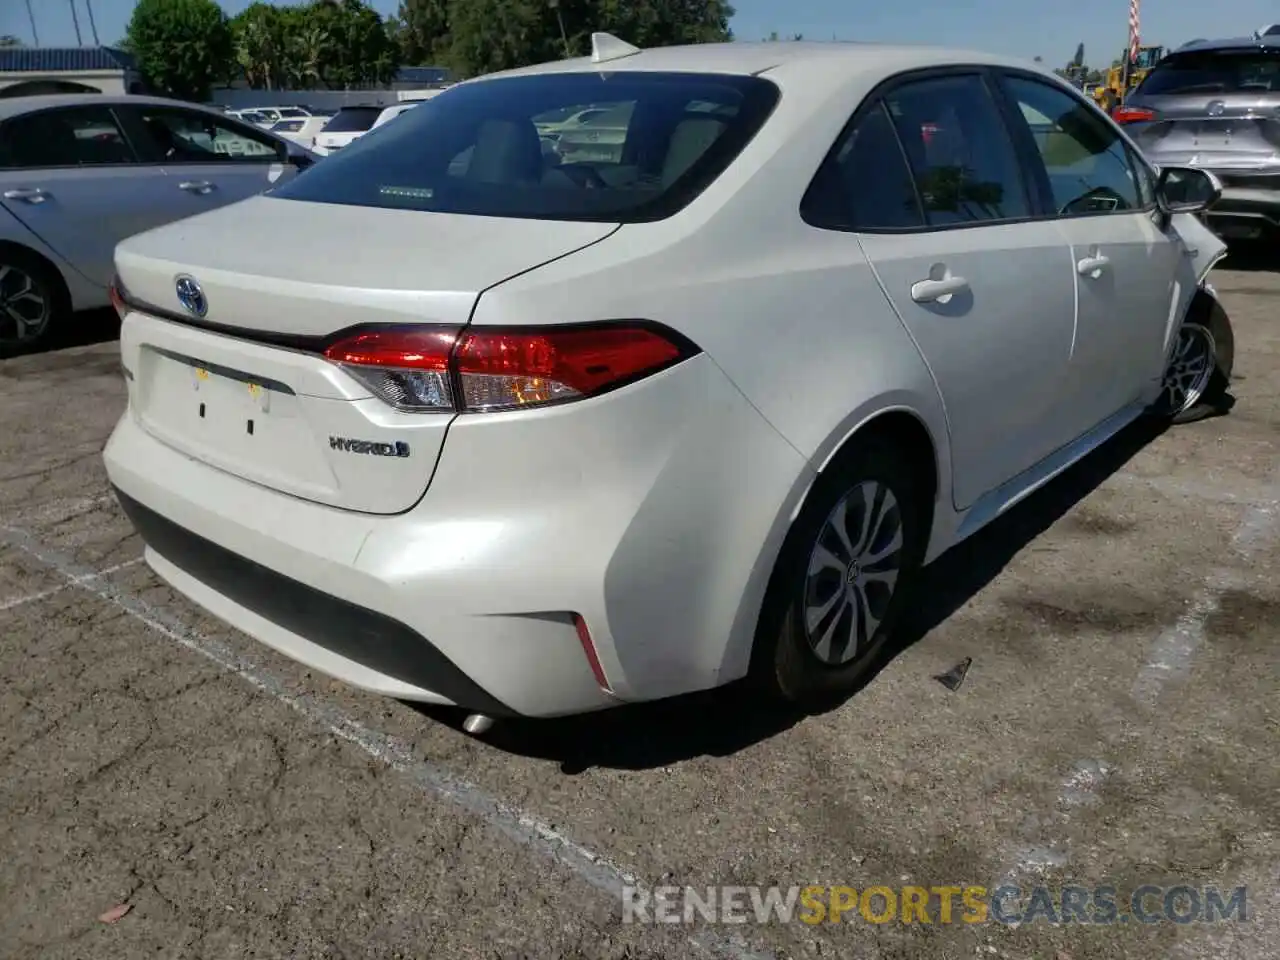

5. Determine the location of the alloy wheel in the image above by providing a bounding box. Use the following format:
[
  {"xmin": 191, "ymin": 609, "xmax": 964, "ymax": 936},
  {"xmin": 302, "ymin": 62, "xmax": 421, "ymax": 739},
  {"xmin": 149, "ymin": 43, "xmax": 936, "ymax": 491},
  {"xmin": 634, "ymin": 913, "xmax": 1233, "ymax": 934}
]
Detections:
[
  {"xmin": 803, "ymin": 480, "xmax": 905, "ymax": 666},
  {"xmin": 1158, "ymin": 323, "xmax": 1216, "ymax": 416},
  {"xmin": 0, "ymin": 264, "xmax": 50, "ymax": 346}
]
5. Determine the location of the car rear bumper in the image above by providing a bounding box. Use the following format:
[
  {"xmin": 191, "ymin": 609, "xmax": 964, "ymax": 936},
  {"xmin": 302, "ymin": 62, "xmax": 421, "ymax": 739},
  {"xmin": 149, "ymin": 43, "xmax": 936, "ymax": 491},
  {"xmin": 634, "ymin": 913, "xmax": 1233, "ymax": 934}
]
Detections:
[
  {"xmin": 1203, "ymin": 175, "xmax": 1280, "ymax": 237},
  {"xmin": 103, "ymin": 353, "xmax": 810, "ymax": 717}
]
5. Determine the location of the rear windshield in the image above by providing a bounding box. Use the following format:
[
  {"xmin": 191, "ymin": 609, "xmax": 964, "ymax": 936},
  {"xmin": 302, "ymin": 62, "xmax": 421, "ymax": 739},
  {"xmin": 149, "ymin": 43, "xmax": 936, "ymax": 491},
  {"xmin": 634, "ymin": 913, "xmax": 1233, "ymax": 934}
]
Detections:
[
  {"xmin": 322, "ymin": 107, "xmax": 382, "ymax": 133},
  {"xmin": 1137, "ymin": 50, "xmax": 1280, "ymax": 95},
  {"xmin": 271, "ymin": 72, "xmax": 780, "ymax": 222}
]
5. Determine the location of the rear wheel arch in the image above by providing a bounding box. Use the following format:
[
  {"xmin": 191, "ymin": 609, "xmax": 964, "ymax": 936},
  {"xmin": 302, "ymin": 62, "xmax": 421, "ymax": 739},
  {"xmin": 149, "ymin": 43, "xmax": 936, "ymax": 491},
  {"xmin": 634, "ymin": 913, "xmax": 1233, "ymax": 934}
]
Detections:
[
  {"xmin": 749, "ymin": 407, "xmax": 942, "ymax": 703},
  {"xmin": 0, "ymin": 241, "xmax": 73, "ymax": 351},
  {"xmin": 815, "ymin": 407, "xmax": 942, "ymax": 531}
]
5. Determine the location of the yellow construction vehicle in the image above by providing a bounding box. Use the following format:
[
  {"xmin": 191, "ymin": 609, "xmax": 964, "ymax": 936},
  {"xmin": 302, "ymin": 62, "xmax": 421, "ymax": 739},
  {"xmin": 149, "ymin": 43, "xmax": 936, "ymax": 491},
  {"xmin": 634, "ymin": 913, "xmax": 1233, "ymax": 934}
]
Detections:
[{"xmin": 1093, "ymin": 45, "xmax": 1165, "ymax": 111}]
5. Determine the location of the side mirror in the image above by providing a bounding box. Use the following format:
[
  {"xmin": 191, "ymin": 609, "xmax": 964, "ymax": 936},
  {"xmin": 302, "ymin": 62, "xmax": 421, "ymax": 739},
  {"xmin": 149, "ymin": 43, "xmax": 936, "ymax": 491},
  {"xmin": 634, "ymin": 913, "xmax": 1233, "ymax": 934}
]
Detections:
[{"xmin": 1156, "ymin": 166, "xmax": 1222, "ymax": 215}]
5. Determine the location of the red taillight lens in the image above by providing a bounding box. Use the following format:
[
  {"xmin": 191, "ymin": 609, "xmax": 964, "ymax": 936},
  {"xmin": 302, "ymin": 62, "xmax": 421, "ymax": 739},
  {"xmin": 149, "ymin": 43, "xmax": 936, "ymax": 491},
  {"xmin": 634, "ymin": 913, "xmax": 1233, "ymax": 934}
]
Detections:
[
  {"xmin": 108, "ymin": 277, "xmax": 127, "ymax": 320},
  {"xmin": 324, "ymin": 327, "xmax": 459, "ymax": 412},
  {"xmin": 323, "ymin": 322, "xmax": 694, "ymax": 414},
  {"xmin": 454, "ymin": 325, "xmax": 687, "ymax": 411},
  {"xmin": 1112, "ymin": 106, "xmax": 1156, "ymax": 125}
]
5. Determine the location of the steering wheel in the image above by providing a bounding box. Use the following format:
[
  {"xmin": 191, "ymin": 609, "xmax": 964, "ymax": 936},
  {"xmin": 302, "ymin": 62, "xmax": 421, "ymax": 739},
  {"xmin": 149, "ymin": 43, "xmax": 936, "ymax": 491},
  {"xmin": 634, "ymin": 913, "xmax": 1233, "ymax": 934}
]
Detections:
[
  {"xmin": 557, "ymin": 164, "xmax": 609, "ymax": 189},
  {"xmin": 1059, "ymin": 185, "xmax": 1125, "ymax": 217}
]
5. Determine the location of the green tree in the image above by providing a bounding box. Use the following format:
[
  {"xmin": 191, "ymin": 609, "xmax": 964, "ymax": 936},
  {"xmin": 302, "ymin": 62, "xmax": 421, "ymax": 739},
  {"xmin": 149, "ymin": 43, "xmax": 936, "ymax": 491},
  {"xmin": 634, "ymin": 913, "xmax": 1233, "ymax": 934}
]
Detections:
[
  {"xmin": 394, "ymin": 0, "xmax": 450, "ymax": 65},
  {"xmin": 231, "ymin": 2, "xmax": 289, "ymax": 89},
  {"xmin": 125, "ymin": 0, "xmax": 233, "ymax": 101},
  {"xmin": 306, "ymin": 0, "xmax": 397, "ymax": 88},
  {"xmin": 446, "ymin": 0, "xmax": 733, "ymax": 77}
]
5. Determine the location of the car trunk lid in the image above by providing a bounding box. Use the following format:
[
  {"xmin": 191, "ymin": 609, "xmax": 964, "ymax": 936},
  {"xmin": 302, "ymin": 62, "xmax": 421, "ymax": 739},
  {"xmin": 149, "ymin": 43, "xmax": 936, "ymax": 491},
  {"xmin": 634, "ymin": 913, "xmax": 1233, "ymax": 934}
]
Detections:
[{"xmin": 115, "ymin": 196, "xmax": 618, "ymax": 514}]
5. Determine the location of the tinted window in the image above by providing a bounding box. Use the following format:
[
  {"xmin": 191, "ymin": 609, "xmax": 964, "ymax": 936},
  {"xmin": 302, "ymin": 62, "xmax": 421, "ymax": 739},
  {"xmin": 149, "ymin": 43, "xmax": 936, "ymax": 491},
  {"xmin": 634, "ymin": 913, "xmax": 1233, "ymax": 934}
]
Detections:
[
  {"xmin": 132, "ymin": 107, "xmax": 282, "ymax": 163},
  {"xmin": 273, "ymin": 72, "xmax": 780, "ymax": 223},
  {"xmin": 0, "ymin": 106, "xmax": 134, "ymax": 168},
  {"xmin": 1138, "ymin": 50, "xmax": 1280, "ymax": 95},
  {"xmin": 883, "ymin": 75, "xmax": 1029, "ymax": 226},
  {"xmin": 322, "ymin": 108, "xmax": 382, "ymax": 133},
  {"xmin": 801, "ymin": 101, "xmax": 923, "ymax": 230},
  {"xmin": 1002, "ymin": 76, "xmax": 1144, "ymax": 216}
]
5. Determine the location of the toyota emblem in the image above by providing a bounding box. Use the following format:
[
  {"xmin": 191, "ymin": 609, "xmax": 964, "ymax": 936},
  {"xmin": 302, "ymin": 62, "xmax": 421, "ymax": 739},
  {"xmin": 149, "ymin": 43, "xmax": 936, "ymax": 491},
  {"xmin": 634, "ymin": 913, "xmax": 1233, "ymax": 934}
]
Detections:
[{"xmin": 174, "ymin": 274, "xmax": 207, "ymax": 318}]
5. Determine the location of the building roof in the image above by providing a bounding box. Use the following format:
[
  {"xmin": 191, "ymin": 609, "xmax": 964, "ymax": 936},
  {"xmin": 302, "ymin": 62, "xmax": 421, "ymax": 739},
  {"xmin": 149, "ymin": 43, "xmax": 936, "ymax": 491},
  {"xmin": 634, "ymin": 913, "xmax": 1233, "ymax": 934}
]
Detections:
[{"xmin": 0, "ymin": 46, "xmax": 135, "ymax": 74}]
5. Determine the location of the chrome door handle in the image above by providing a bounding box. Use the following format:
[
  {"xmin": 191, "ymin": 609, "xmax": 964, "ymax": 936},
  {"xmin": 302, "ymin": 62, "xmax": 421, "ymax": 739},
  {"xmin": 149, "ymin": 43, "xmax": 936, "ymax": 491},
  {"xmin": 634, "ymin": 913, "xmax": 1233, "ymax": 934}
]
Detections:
[
  {"xmin": 178, "ymin": 180, "xmax": 215, "ymax": 194},
  {"xmin": 3, "ymin": 187, "xmax": 49, "ymax": 203},
  {"xmin": 910, "ymin": 275, "xmax": 969, "ymax": 304},
  {"xmin": 1076, "ymin": 254, "xmax": 1111, "ymax": 278}
]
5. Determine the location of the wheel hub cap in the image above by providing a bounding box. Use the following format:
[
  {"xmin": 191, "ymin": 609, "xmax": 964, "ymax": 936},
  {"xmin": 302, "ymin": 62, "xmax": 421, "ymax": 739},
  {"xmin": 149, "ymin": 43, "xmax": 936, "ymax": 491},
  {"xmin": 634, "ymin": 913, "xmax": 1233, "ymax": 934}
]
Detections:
[
  {"xmin": 803, "ymin": 480, "xmax": 905, "ymax": 667},
  {"xmin": 0, "ymin": 264, "xmax": 50, "ymax": 346}
]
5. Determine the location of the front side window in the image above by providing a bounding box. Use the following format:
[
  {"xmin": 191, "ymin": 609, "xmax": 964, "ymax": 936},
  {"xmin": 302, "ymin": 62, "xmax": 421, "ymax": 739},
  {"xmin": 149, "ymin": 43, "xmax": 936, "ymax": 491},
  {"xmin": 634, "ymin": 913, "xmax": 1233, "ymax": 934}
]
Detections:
[
  {"xmin": 131, "ymin": 108, "xmax": 282, "ymax": 163},
  {"xmin": 882, "ymin": 74, "xmax": 1030, "ymax": 226},
  {"xmin": 273, "ymin": 72, "xmax": 780, "ymax": 223},
  {"xmin": 1001, "ymin": 75, "xmax": 1145, "ymax": 216},
  {"xmin": 0, "ymin": 106, "xmax": 134, "ymax": 168}
]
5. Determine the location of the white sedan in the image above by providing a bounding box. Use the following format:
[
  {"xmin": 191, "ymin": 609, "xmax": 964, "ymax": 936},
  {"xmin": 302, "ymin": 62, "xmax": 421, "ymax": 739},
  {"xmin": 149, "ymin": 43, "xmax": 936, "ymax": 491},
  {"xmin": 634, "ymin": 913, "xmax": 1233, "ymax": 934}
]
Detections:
[{"xmin": 104, "ymin": 35, "xmax": 1231, "ymax": 727}]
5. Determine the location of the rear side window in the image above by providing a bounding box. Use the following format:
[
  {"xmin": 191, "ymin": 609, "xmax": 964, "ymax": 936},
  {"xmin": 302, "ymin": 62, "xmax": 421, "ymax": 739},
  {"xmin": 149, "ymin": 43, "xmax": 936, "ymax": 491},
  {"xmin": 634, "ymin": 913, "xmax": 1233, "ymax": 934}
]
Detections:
[
  {"xmin": 0, "ymin": 106, "xmax": 135, "ymax": 168},
  {"xmin": 1138, "ymin": 50, "xmax": 1280, "ymax": 95},
  {"xmin": 322, "ymin": 108, "xmax": 382, "ymax": 133},
  {"xmin": 272, "ymin": 72, "xmax": 780, "ymax": 223},
  {"xmin": 882, "ymin": 74, "xmax": 1030, "ymax": 226},
  {"xmin": 801, "ymin": 101, "xmax": 924, "ymax": 230}
]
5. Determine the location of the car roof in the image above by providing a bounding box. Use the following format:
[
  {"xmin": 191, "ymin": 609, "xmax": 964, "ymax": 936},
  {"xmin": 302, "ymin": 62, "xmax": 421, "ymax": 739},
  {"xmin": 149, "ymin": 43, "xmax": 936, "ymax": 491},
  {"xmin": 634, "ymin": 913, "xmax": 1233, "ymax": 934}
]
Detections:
[
  {"xmin": 477, "ymin": 40, "xmax": 1048, "ymax": 86},
  {"xmin": 0, "ymin": 93, "xmax": 235, "ymax": 122},
  {"xmin": 1170, "ymin": 34, "xmax": 1280, "ymax": 55}
]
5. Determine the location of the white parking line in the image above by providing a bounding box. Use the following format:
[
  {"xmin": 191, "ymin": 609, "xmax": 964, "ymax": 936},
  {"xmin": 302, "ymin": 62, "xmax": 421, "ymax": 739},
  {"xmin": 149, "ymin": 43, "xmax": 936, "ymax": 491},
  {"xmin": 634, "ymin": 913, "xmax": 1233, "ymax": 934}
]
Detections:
[
  {"xmin": 0, "ymin": 556, "xmax": 143, "ymax": 611},
  {"xmin": 998, "ymin": 466, "xmax": 1280, "ymax": 887},
  {"xmin": 0, "ymin": 524, "xmax": 776, "ymax": 960}
]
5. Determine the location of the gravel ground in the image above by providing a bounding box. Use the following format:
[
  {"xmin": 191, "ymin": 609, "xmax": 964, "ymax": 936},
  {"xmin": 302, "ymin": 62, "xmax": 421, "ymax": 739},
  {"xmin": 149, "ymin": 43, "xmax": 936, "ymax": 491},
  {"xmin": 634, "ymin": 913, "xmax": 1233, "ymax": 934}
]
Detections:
[{"xmin": 1, "ymin": 262, "xmax": 1277, "ymax": 960}]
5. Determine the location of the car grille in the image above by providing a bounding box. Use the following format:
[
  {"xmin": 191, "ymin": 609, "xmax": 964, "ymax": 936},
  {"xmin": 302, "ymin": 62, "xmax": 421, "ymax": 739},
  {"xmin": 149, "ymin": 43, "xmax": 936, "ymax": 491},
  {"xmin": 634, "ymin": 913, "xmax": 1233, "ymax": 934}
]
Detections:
[{"xmin": 1218, "ymin": 173, "xmax": 1280, "ymax": 191}]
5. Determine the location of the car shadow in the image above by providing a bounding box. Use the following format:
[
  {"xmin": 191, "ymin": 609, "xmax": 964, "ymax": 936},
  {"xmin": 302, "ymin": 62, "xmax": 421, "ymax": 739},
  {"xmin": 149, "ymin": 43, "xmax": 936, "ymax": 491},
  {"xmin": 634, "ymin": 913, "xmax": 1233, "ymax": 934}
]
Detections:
[
  {"xmin": 410, "ymin": 416, "xmax": 1170, "ymax": 774},
  {"xmin": 0, "ymin": 309, "xmax": 120, "ymax": 362},
  {"xmin": 1220, "ymin": 241, "xmax": 1280, "ymax": 273}
]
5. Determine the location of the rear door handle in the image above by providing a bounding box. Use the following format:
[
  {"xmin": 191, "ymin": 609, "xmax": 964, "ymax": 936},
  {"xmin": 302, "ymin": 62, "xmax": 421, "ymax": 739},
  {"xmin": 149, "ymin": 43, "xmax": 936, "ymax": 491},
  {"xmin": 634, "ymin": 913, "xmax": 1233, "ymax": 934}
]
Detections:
[
  {"xmin": 3, "ymin": 188, "xmax": 49, "ymax": 203},
  {"xmin": 1077, "ymin": 253, "xmax": 1111, "ymax": 278},
  {"xmin": 910, "ymin": 275, "xmax": 969, "ymax": 304},
  {"xmin": 178, "ymin": 180, "xmax": 216, "ymax": 194}
]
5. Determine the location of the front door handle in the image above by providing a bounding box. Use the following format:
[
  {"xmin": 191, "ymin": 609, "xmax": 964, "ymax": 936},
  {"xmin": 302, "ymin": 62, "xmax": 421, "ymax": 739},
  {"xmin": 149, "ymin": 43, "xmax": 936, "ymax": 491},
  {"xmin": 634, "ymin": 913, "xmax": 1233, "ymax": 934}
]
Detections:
[
  {"xmin": 178, "ymin": 180, "xmax": 216, "ymax": 194},
  {"xmin": 910, "ymin": 275, "xmax": 969, "ymax": 304},
  {"xmin": 1077, "ymin": 253, "xmax": 1111, "ymax": 278},
  {"xmin": 3, "ymin": 187, "xmax": 49, "ymax": 203}
]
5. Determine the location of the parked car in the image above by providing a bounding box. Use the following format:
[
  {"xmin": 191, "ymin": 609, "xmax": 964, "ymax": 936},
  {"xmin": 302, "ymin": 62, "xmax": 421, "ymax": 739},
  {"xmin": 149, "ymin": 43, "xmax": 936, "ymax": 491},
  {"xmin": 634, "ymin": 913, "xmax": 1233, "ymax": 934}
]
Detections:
[
  {"xmin": 1119, "ymin": 30, "xmax": 1280, "ymax": 240},
  {"xmin": 227, "ymin": 109, "xmax": 275, "ymax": 129},
  {"xmin": 269, "ymin": 115, "xmax": 332, "ymax": 149},
  {"xmin": 0, "ymin": 94, "xmax": 318, "ymax": 350},
  {"xmin": 369, "ymin": 102, "xmax": 419, "ymax": 130},
  {"xmin": 105, "ymin": 37, "xmax": 1229, "ymax": 726},
  {"xmin": 311, "ymin": 105, "xmax": 384, "ymax": 155}
]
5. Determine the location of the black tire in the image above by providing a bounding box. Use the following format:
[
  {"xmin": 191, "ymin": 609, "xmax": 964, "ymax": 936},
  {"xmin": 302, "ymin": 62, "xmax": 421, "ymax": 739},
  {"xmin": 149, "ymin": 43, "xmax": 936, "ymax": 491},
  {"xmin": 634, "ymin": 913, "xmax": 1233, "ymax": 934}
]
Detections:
[
  {"xmin": 752, "ymin": 438, "xmax": 930, "ymax": 708},
  {"xmin": 0, "ymin": 248, "xmax": 68, "ymax": 356},
  {"xmin": 1151, "ymin": 290, "xmax": 1235, "ymax": 425}
]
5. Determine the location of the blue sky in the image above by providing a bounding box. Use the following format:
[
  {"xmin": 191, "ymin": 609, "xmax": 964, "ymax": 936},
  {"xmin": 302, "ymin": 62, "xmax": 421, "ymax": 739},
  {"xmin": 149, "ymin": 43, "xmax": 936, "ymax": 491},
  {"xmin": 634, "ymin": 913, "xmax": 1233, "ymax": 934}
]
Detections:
[{"xmin": 5, "ymin": 0, "xmax": 1279, "ymax": 69}]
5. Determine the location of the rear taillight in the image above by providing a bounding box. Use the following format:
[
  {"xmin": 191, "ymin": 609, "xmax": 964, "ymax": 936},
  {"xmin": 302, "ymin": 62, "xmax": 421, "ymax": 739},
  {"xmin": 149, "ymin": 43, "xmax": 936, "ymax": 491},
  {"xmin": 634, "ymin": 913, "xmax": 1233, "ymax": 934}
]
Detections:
[
  {"xmin": 1112, "ymin": 106, "xmax": 1156, "ymax": 125},
  {"xmin": 108, "ymin": 276, "xmax": 127, "ymax": 320},
  {"xmin": 321, "ymin": 322, "xmax": 696, "ymax": 414}
]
